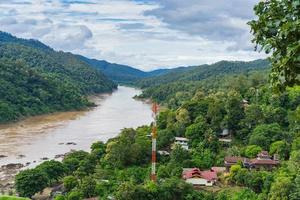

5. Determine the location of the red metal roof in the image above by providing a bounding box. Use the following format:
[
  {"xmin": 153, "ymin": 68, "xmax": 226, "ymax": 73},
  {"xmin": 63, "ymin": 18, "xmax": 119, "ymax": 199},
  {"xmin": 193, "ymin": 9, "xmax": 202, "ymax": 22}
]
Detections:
[
  {"xmin": 182, "ymin": 168, "xmax": 217, "ymax": 181},
  {"xmin": 200, "ymin": 170, "xmax": 217, "ymax": 181}
]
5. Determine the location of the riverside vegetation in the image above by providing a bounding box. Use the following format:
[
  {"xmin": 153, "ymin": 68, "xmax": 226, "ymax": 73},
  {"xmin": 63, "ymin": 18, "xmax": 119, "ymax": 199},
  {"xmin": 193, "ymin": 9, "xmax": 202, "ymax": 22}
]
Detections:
[
  {"xmin": 12, "ymin": 68, "xmax": 300, "ymax": 200},
  {"xmin": 1, "ymin": 0, "xmax": 300, "ymax": 199}
]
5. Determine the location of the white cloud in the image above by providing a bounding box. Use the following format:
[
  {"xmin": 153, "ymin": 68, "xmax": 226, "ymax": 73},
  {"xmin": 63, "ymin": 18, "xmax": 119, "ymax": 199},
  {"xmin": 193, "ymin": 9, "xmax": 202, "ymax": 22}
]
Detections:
[{"xmin": 0, "ymin": 0, "xmax": 266, "ymax": 70}]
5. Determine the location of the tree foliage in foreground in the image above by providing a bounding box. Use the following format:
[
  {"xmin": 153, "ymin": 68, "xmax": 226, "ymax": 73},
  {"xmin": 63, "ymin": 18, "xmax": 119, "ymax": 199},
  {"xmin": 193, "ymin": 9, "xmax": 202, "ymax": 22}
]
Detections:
[
  {"xmin": 15, "ymin": 169, "xmax": 48, "ymax": 198},
  {"xmin": 248, "ymin": 0, "xmax": 300, "ymax": 90}
]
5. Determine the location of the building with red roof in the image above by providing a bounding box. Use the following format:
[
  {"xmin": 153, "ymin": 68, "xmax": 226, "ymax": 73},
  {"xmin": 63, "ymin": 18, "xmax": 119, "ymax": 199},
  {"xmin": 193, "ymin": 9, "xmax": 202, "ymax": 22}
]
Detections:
[{"xmin": 182, "ymin": 168, "xmax": 218, "ymax": 187}]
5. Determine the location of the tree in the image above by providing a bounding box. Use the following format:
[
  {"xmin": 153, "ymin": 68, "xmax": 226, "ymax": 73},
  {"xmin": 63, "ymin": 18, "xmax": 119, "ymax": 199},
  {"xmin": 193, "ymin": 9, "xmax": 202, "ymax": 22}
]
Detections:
[
  {"xmin": 292, "ymin": 137, "xmax": 300, "ymax": 151},
  {"xmin": 15, "ymin": 168, "xmax": 48, "ymax": 198},
  {"xmin": 224, "ymin": 90, "xmax": 244, "ymax": 133},
  {"xmin": 159, "ymin": 177, "xmax": 194, "ymax": 200},
  {"xmin": 36, "ymin": 160, "xmax": 66, "ymax": 184},
  {"xmin": 239, "ymin": 104, "xmax": 264, "ymax": 136},
  {"xmin": 114, "ymin": 182, "xmax": 137, "ymax": 200},
  {"xmin": 248, "ymin": 0, "xmax": 300, "ymax": 90},
  {"xmin": 176, "ymin": 108, "xmax": 191, "ymax": 126},
  {"xmin": 191, "ymin": 143, "xmax": 215, "ymax": 169},
  {"xmin": 245, "ymin": 145, "xmax": 263, "ymax": 158},
  {"xmin": 269, "ymin": 177, "xmax": 293, "ymax": 200},
  {"xmin": 185, "ymin": 117, "xmax": 207, "ymax": 146},
  {"xmin": 157, "ymin": 165, "xmax": 170, "ymax": 179},
  {"xmin": 249, "ymin": 123, "xmax": 283, "ymax": 148},
  {"xmin": 76, "ymin": 154, "xmax": 97, "ymax": 176},
  {"xmin": 54, "ymin": 194, "xmax": 66, "ymax": 200},
  {"xmin": 63, "ymin": 151, "xmax": 89, "ymax": 173},
  {"xmin": 269, "ymin": 140, "xmax": 290, "ymax": 160},
  {"xmin": 290, "ymin": 175, "xmax": 300, "ymax": 200},
  {"xmin": 67, "ymin": 190, "xmax": 82, "ymax": 200},
  {"xmin": 63, "ymin": 176, "xmax": 78, "ymax": 192},
  {"xmin": 80, "ymin": 176, "xmax": 97, "ymax": 198},
  {"xmin": 104, "ymin": 128, "xmax": 150, "ymax": 168},
  {"xmin": 90, "ymin": 141, "xmax": 106, "ymax": 159},
  {"xmin": 232, "ymin": 189, "xmax": 257, "ymax": 200},
  {"xmin": 63, "ymin": 158, "xmax": 80, "ymax": 174},
  {"xmin": 157, "ymin": 129, "xmax": 175, "ymax": 149},
  {"xmin": 170, "ymin": 145, "xmax": 191, "ymax": 166}
]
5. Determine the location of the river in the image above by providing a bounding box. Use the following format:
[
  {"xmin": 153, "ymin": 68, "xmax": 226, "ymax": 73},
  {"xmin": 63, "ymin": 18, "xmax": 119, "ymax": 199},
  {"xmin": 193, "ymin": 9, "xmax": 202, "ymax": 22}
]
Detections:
[{"xmin": 0, "ymin": 86, "xmax": 153, "ymax": 168}]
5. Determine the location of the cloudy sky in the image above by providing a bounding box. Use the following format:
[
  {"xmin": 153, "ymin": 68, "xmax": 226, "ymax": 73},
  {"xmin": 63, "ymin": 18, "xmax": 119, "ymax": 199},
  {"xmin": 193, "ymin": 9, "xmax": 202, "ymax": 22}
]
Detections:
[{"xmin": 0, "ymin": 0, "xmax": 266, "ymax": 70}]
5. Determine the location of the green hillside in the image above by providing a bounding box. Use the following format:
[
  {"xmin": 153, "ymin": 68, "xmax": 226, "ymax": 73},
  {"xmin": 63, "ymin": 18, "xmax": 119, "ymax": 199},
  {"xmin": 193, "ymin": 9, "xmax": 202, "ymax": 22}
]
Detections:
[
  {"xmin": 78, "ymin": 56, "xmax": 175, "ymax": 84},
  {"xmin": 136, "ymin": 59, "xmax": 269, "ymax": 88},
  {"xmin": 78, "ymin": 55, "xmax": 149, "ymax": 83},
  {"xmin": 0, "ymin": 32, "xmax": 116, "ymax": 123}
]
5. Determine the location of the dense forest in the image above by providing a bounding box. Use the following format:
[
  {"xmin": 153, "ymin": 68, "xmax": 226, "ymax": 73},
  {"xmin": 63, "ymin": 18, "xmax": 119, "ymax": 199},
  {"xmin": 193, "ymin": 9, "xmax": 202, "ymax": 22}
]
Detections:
[
  {"xmin": 0, "ymin": 32, "xmax": 117, "ymax": 123},
  {"xmin": 77, "ymin": 55, "xmax": 149, "ymax": 83},
  {"xmin": 136, "ymin": 59, "xmax": 269, "ymax": 88},
  {"xmin": 77, "ymin": 55, "xmax": 172, "ymax": 84},
  {"xmin": 4, "ymin": 0, "xmax": 300, "ymax": 199},
  {"xmin": 13, "ymin": 64, "xmax": 300, "ymax": 200}
]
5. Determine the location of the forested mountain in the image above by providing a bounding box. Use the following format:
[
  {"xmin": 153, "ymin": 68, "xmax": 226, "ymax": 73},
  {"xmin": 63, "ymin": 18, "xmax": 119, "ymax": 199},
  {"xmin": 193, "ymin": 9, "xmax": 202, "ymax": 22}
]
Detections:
[
  {"xmin": 9, "ymin": 0, "xmax": 300, "ymax": 199},
  {"xmin": 78, "ymin": 56, "xmax": 175, "ymax": 83},
  {"xmin": 15, "ymin": 66, "xmax": 300, "ymax": 200},
  {"xmin": 0, "ymin": 31, "xmax": 116, "ymax": 123},
  {"xmin": 77, "ymin": 55, "xmax": 149, "ymax": 83},
  {"xmin": 0, "ymin": 31, "xmax": 52, "ymax": 51},
  {"xmin": 136, "ymin": 59, "xmax": 269, "ymax": 88}
]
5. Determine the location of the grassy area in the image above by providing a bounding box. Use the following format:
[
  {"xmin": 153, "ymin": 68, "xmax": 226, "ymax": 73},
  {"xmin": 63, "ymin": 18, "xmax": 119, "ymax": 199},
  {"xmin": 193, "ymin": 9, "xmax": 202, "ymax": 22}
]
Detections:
[{"xmin": 0, "ymin": 196, "xmax": 29, "ymax": 200}]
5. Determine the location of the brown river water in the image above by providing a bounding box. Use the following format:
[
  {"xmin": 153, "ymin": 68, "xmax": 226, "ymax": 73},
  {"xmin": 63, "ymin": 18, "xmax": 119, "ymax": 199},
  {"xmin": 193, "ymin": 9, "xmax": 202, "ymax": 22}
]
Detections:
[{"xmin": 0, "ymin": 86, "xmax": 153, "ymax": 168}]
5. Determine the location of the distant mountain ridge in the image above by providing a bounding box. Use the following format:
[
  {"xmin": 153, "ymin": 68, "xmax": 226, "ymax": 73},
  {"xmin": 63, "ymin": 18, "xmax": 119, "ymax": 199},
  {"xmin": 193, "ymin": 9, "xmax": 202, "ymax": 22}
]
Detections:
[
  {"xmin": 77, "ymin": 56, "xmax": 174, "ymax": 83},
  {"xmin": 136, "ymin": 59, "xmax": 270, "ymax": 88},
  {"xmin": 77, "ymin": 55, "xmax": 149, "ymax": 83}
]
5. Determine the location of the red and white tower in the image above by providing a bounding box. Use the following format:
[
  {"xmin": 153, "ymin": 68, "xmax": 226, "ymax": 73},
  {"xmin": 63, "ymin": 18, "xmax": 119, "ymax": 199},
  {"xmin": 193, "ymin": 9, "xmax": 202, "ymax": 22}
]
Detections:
[{"xmin": 151, "ymin": 103, "xmax": 159, "ymax": 182}]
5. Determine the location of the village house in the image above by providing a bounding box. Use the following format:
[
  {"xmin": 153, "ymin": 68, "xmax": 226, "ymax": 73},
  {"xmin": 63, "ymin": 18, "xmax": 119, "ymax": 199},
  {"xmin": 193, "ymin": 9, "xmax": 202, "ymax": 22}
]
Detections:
[
  {"xmin": 182, "ymin": 168, "xmax": 218, "ymax": 187},
  {"xmin": 242, "ymin": 99, "xmax": 249, "ymax": 107},
  {"xmin": 173, "ymin": 137, "xmax": 189, "ymax": 150},
  {"xmin": 218, "ymin": 129, "xmax": 232, "ymax": 144},
  {"xmin": 224, "ymin": 151, "xmax": 279, "ymax": 172}
]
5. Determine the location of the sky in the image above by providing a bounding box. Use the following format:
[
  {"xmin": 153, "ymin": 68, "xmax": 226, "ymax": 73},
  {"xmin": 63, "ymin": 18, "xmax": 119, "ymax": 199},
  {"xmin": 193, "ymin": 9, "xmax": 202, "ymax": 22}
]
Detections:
[{"xmin": 0, "ymin": 0, "xmax": 266, "ymax": 71}]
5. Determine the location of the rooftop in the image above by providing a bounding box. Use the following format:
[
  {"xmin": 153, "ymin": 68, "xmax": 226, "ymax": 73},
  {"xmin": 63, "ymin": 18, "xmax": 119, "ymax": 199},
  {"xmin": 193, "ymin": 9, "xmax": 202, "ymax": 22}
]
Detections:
[
  {"xmin": 182, "ymin": 168, "xmax": 217, "ymax": 181},
  {"xmin": 175, "ymin": 137, "xmax": 189, "ymax": 142}
]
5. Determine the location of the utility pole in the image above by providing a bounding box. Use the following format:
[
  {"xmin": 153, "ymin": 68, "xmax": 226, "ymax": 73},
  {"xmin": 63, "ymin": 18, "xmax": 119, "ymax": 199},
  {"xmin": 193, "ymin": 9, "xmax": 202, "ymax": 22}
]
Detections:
[{"xmin": 151, "ymin": 103, "xmax": 158, "ymax": 182}]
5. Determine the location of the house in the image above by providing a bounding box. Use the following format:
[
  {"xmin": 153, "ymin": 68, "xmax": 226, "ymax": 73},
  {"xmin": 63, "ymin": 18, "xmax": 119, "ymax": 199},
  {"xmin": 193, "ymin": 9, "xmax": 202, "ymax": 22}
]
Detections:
[
  {"xmin": 158, "ymin": 150, "xmax": 170, "ymax": 156},
  {"xmin": 174, "ymin": 137, "xmax": 189, "ymax": 150},
  {"xmin": 219, "ymin": 129, "xmax": 229, "ymax": 137},
  {"xmin": 211, "ymin": 167, "xmax": 226, "ymax": 174},
  {"xmin": 218, "ymin": 129, "xmax": 232, "ymax": 144},
  {"xmin": 224, "ymin": 151, "xmax": 279, "ymax": 172},
  {"xmin": 242, "ymin": 99, "xmax": 249, "ymax": 107},
  {"xmin": 249, "ymin": 151, "xmax": 279, "ymax": 170},
  {"xmin": 182, "ymin": 168, "xmax": 217, "ymax": 187},
  {"xmin": 224, "ymin": 156, "xmax": 248, "ymax": 171},
  {"xmin": 218, "ymin": 138, "xmax": 232, "ymax": 143}
]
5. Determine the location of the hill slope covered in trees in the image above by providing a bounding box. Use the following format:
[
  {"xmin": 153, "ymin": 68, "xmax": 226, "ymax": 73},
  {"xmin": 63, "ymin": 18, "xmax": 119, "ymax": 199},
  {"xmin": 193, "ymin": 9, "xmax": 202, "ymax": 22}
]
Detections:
[
  {"xmin": 78, "ymin": 55, "xmax": 174, "ymax": 83},
  {"xmin": 77, "ymin": 55, "xmax": 149, "ymax": 83},
  {"xmin": 0, "ymin": 32, "xmax": 117, "ymax": 123},
  {"xmin": 136, "ymin": 59, "xmax": 269, "ymax": 88}
]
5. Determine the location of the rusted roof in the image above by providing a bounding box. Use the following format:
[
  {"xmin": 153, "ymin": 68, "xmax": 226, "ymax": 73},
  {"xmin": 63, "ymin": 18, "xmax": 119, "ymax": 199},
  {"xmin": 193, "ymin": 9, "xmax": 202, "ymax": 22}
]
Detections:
[
  {"xmin": 224, "ymin": 156, "xmax": 244, "ymax": 163},
  {"xmin": 250, "ymin": 159, "xmax": 279, "ymax": 165}
]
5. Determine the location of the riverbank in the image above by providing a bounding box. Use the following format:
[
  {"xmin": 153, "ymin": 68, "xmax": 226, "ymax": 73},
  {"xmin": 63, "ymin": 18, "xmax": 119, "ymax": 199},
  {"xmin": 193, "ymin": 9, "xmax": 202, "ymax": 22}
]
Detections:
[{"xmin": 0, "ymin": 86, "xmax": 153, "ymax": 195}]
